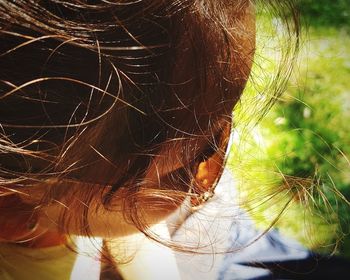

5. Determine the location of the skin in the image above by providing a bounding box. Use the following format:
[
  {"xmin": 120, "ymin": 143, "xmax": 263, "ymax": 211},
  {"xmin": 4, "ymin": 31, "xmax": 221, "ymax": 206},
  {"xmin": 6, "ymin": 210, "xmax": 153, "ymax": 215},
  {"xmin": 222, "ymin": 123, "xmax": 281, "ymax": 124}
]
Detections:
[
  {"xmin": 0, "ymin": 148, "xmax": 229, "ymax": 247},
  {"xmin": 38, "ymin": 151, "xmax": 225, "ymax": 241}
]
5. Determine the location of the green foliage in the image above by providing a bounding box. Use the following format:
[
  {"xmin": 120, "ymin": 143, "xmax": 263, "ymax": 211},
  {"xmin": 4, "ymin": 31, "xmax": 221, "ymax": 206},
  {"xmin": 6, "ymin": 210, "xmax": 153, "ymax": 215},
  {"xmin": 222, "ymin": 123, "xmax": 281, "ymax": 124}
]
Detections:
[
  {"xmin": 265, "ymin": 31, "xmax": 350, "ymax": 257},
  {"xmin": 270, "ymin": 29, "xmax": 350, "ymax": 192},
  {"xmin": 297, "ymin": 0, "xmax": 350, "ymax": 28},
  {"xmin": 229, "ymin": 14, "xmax": 350, "ymax": 258}
]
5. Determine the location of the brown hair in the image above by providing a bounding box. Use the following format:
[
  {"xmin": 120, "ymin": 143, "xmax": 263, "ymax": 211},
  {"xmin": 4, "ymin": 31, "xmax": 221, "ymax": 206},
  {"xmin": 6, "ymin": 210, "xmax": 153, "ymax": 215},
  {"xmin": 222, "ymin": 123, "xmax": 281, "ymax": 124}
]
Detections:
[{"xmin": 0, "ymin": 0, "xmax": 298, "ymax": 244}]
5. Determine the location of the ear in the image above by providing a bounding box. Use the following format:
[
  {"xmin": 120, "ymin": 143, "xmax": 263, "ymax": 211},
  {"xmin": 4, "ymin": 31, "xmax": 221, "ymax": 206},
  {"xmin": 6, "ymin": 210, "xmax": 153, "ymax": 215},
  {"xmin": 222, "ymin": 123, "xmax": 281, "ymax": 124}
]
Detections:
[{"xmin": 191, "ymin": 151, "xmax": 224, "ymax": 207}]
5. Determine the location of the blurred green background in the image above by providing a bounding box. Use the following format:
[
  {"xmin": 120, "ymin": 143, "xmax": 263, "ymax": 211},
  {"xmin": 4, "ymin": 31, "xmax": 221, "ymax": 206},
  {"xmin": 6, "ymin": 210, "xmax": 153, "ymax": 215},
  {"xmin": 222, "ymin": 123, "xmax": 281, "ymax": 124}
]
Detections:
[{"xmin": 229, "ymin": 1, "xmax": 350, "ymax": 258}]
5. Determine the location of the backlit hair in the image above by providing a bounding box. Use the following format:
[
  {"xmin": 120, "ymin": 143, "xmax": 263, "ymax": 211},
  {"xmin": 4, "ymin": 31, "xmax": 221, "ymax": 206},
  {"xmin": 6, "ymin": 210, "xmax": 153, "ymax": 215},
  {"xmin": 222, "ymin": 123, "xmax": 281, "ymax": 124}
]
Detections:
[{"xmin": 0, "ymin": 0, "xmax": 299, "ymax": 244}]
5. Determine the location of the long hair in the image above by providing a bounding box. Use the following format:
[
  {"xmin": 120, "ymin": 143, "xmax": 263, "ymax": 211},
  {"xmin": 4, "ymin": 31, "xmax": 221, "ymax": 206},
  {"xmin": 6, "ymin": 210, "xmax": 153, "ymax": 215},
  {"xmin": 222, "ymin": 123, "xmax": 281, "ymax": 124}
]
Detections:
[{"xmin": 0, "ymin": 0, "xmax": 299, "ymax": 247}]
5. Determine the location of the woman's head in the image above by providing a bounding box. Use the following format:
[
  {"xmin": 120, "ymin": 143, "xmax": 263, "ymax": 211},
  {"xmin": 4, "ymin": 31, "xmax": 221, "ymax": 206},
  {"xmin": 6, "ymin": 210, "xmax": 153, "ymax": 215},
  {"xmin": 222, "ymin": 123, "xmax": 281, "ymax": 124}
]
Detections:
[{"xmin": 0, "ymin": 0, "xmax": 256, "ymax": 239}]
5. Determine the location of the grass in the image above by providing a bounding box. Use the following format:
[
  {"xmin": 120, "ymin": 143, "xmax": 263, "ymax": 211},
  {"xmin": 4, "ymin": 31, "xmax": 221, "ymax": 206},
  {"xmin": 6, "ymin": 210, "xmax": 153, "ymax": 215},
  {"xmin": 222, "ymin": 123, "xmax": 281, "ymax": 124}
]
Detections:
[{"xmin": 228, "ymin": 15, "xmax": 350, "ymax": 258}]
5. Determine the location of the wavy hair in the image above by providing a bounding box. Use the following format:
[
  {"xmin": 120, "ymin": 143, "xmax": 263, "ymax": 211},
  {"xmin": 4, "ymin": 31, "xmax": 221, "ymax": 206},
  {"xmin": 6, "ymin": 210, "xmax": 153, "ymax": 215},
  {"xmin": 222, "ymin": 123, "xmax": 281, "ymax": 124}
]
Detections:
[{"xmin": 0, "ymin": 0, "xmax": 300, "ymax": 253}]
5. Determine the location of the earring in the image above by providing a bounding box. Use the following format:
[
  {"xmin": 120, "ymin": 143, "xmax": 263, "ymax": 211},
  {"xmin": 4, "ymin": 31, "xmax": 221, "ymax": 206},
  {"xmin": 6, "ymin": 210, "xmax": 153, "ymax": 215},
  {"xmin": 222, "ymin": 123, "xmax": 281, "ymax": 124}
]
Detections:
[{"xmin": 189, "ymin": 177, "xmax": 216, "ymax": 210}]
